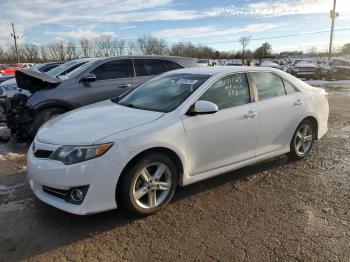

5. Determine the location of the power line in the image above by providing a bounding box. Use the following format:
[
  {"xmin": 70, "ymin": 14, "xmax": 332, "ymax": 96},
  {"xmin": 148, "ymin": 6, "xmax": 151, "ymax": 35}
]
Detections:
[{"xmin": 193, "ymin": 27, "xmax": 350, "ymax": 46}]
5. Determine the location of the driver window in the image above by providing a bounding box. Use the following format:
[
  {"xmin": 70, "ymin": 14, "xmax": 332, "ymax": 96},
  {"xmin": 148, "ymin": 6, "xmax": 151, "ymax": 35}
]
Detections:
[{"xmin": 199, "ymin": 73, "xmax": 250, "ymax": 110}]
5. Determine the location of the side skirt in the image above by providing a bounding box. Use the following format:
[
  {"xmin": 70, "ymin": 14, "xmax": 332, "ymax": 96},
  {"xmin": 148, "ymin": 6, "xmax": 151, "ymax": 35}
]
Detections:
[{"xmin": 181, "ymin": 146, "xmax": 290, "ymax": 186}]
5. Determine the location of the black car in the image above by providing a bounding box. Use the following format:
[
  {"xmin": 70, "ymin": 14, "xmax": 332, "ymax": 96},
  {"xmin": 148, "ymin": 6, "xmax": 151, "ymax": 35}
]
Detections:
[{"xmin": 7, "ymin": 56, "xmax": 197, "ymax": 139}]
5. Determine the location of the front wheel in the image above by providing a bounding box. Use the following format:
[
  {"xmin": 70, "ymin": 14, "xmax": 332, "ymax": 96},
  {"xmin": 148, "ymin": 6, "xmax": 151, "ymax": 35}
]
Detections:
[
  {"xmin": 117, "ymin": 153, "xmax": 178, "ymax": 216},
  {"xmin": 27, "ymin": 107, "xmax": 67, "ymax": 138},
  {"xmin": 288, "ymin": 120, "xmax": 315, "ymax": 160}
]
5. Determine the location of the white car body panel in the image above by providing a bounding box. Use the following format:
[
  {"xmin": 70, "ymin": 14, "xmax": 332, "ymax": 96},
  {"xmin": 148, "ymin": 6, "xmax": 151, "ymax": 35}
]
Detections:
[{"xmin": 27, "ymin": 66, "xmax": 329, "ymax": 215}]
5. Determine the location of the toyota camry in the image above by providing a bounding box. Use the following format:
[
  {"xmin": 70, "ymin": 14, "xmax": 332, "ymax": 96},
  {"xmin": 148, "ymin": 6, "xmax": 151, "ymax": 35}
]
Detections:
[{"xmin": 27, "ymin": 67, "xmax": 329, "ymax": 216}]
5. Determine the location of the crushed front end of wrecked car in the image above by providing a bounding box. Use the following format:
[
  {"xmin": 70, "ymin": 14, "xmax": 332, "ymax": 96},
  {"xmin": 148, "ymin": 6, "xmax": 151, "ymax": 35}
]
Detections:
[{"xmin": 6, "ymin": 93, "xmax": 35, "ymax": 140}]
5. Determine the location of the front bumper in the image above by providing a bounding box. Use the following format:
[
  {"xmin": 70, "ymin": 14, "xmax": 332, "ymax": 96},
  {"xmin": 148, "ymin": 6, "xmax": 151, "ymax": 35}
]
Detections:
[
  {"xmin": 27, "ymin": 140, "xmax": 122, "ymax": 215},
  {"xmin": 295, "ymin": 71, "xmax": 317, "ymax": 78}
]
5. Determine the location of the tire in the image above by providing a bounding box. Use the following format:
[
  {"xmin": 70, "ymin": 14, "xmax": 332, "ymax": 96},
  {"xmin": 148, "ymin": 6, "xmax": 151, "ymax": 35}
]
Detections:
[
  {"xmin": 27, "ymin": 107, "xmax": 67, "ymax": 138},
  {"xmin": 288, "ymin": 119, "xmax": 315, "ymax": 160},
  {"xmin": 117, "ymin": 153, "xmax": 178, "ymax": 216}
]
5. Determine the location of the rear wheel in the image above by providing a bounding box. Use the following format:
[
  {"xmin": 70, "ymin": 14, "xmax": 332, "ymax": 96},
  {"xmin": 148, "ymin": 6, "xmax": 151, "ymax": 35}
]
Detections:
[
  {"xmin": 117, "ymin": 153, "xmax": 178, "ymax": 216},
  {"xmin": 27, "ymin": 107, "xmax": 67, "ymax": 138},
  {"xmin": 288, "ymin": 120, "xmax": 315, "ymax": 160}
]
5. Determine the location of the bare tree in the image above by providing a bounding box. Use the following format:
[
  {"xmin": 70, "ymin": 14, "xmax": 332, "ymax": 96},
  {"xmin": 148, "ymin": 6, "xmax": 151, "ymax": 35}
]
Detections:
[
  {"xmin": 307, "ymin": 46, "xmax": 318, "ymax": 56},
  {"xmin": 22, "ymin": 44, "xmax": 39, "ymax": 62},
  {"xmin": 40, "ymin": 46, "xmax": 48, "ymax": 62},
  {"xmin": 137, "ymin": 36, "xmax": 167, "ymax": 55},
  {"xmin": 239, "ymin": 36, "xmax": 251, "ymax": 63},
  {"xmin": 126, "ymin": 39, "xmax": 137, "ymax": 55},
  {"xmin": 66, "ymin": 40, "xmax": 78, "ymax": 60},
  {"xmin": 80, "ymin": 38, "xmax": 94, "ymax": 58},
  {"xmin": 113, "ymin": 38, "xmax": 126, "ymax": 55},
  {"xmin": 94, "ymin": 35, "xmax": 114, "ymax": 57}
]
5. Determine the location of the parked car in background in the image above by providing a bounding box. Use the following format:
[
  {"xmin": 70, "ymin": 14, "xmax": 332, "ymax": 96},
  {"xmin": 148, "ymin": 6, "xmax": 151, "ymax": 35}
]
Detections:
[
  {"xmin": 0, "ymin": 61, "xmax": 64, "ymax": 98},
  {"xmin": 7, "ymin": 56, "xmax": 196, "ymax": 139},
  {"xmin": 0, "ymin": 75, "xmax": 15, "ymax": 84},
  {"xmin": 319, "ymin": 58, "xmax": 350, "ymax": 80},
  {"xmin": 0, "ymin": 65, "xmax": 22, "ymax": 76},
  {"xmin": 290, "ymin": 60, "xmax": 319, "ymax": 80},
  {"xmin": 225, "ymin": 61, "xmax": 243, "ymax": 66},
  {"xmin": 27, "ymin": 66, "xmax": 329, "ymax": 215},
  {"xmin": 259, "ymin": 60, "xmax": 282, "ymax": 70},
  {"xmin": 18, "ymin": 63, "xmax": 36, "ymax": 69},
  {"xmin": 196, "ymin": 59, "xmax": 212, "ymax": 67}
]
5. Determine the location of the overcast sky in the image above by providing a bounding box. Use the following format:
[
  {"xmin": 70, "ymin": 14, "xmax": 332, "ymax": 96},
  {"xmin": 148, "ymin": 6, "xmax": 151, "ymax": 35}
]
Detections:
[{"xmin": 0, "ymin": 0, "xmax": 349, "ymax": 52}]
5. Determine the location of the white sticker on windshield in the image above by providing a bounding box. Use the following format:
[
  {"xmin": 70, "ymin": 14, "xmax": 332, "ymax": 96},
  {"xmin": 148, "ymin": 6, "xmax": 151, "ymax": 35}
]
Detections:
[{"xmin": 176, "ymin": 79, "xmax": 198, "ymax": 85}]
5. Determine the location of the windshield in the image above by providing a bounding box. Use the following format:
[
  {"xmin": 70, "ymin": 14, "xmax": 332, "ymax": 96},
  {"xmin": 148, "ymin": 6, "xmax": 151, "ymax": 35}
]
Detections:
[
  {"xmin": 65, "ymin": 60, "xmax": 97, "ymax": 78},
  {"xmin": 117, "ymin": 73, "xmax": 211, "ymax": 113},
  {"xmin": 46, "ymin": 61, "xmax": 78, "ymax": 77}
]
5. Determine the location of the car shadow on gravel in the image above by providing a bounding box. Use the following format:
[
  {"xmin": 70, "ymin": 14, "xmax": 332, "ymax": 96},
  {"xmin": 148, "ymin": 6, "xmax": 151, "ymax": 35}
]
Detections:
[{"xmin": 1, "ymin": 153, "xmax": 296, "ymax": 262}]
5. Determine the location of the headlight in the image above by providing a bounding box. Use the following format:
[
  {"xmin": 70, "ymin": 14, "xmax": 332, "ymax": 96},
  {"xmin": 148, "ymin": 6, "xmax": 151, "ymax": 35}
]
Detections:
[{"xmin": 50, "ymin": 143, "xmax": 113, "ymax": 165}]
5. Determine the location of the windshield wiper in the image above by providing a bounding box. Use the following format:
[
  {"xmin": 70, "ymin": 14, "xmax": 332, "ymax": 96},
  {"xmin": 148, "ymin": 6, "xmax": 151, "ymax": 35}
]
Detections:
[{"xmin": 122, "ymin": 103, "xmax": 135, "ymax": 108}]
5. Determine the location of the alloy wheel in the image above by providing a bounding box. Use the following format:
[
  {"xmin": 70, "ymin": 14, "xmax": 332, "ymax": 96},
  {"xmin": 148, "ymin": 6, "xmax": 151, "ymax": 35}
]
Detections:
[
  {"xmin": 132, "ymin": 162, "xmax": 172, "ymax": 209},
  {"xmin": 294, "ymin": 124, "xmax": 313, "ymax": 156}
]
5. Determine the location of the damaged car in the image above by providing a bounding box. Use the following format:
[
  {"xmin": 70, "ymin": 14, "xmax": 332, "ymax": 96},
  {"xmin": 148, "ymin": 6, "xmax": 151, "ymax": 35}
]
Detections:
[
  {"xmin": 7, "ymin": 56, "xmax": 196, "ymax": 139},
  {"xmin": 320, "ymin": 58, "xmax": 350, "ymax": 80}
]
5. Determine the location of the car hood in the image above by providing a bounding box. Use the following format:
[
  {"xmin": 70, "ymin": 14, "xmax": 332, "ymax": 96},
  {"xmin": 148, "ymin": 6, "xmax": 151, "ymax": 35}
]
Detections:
[
  {"xmin": 15, "ymin": 69, "xmax": 60, "ymax": 93},
  {"xmin": 36, "ymin": 100, "xmax": 164, "ymax": 145},
  {"xmin": 295, "ymin": 62, "xmax": 318, "ymax": 68}
]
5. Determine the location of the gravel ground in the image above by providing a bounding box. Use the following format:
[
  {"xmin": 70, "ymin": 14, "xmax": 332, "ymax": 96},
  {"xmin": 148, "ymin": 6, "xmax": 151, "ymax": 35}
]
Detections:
[{"xmin": 0, "ymin": 84, "xmax": 349, "ymax": 262}]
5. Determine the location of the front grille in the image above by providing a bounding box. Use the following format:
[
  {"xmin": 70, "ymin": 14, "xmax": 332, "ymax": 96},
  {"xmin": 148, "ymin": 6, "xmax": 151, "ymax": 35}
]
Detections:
[
  {"xmin": 34, "ymin": 149, "xmax": 53, "ymax": 158},
  {"xmin": 297, "ymin": 67, "xmax": 317, "ymax": 72},
  {"xmin": 42, "ymin": 186, "xmax": 69, "ymax": 200}
]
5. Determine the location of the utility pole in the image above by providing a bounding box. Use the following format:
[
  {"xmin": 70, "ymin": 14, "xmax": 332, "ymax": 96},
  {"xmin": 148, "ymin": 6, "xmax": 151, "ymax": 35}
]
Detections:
[
  {"xmin": 11, "ymin": 22, "xmax": 20, "ymax": 64},
  {"xmin": 328, "ymin": 0, "xmax": 339, "ymax": 62}
]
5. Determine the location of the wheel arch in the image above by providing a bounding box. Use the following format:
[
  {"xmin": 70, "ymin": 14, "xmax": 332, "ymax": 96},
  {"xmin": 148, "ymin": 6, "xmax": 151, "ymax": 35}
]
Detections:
[
  {"xmin": 32, "ymin": 100, "xmax": 74, "ymax": 114},
  {"xmin": 298, "ymin": 115, "xmax": 318, "ymax": 140},
  {"xmin": 300, "ymin": 115, "xmax": 319, "ymax": 140},
  {"xmin": 116, "ymin": 147, "xmax": 185, "ymax": 193}
]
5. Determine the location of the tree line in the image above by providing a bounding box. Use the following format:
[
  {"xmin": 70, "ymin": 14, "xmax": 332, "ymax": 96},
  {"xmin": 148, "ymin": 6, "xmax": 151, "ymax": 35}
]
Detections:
[{"xmin": 0, "ymin": 34, "xmax": 349, "ymax": 64}]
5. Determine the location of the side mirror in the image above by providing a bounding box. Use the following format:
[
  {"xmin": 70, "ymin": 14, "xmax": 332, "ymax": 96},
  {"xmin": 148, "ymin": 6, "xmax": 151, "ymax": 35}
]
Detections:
[
  {"xmin": 81, "ymin": 73, "xmax": 96, "ymax": 83},
  {"xmin": 189, "ymin": 100, "xmax": 218, "ymax": 115}
]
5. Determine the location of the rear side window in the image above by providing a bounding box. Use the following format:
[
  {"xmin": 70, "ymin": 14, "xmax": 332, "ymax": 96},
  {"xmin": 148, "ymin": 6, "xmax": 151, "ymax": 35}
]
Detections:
[
  {"xmin": 92, "ymin": 59, "xmax": 133, "ymax": 80},
  {"xmin": 200, "ymin": 73, "xmax": 250, "ymax": 110},
  {"xmin": 251, "ymin": 72, "xmax": 286, "ymax": 101},
  {"xmin": 284, "ymin": 80, "xmax": 299, "ymax": 94},
  {"xmin": 134, "ymin": 59, "xmax": 164, "ymax": 76},
  {"xmin": 163, "ymin": 60, "xmax": 183, "ymax": 72}
]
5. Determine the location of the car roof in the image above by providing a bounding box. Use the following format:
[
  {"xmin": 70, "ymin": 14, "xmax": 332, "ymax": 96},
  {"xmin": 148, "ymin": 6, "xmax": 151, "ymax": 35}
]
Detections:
[{"xmin": 169, "ymin": 66, "xmax": 283, "ymax": 76}]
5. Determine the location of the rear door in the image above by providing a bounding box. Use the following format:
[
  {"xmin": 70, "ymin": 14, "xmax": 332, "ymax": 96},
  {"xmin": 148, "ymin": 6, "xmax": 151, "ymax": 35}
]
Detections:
[
  {"xmin": 132, "ymin": 59, "xmax": 184, "ymax": 88},
  {"xmin": 250, "ymin": 72, "xmax": 305, "ymax": 156},
  {"xmin": 132, "ymin": 59, "xmax": 165, "ymax": 87},
  {"xmin": 78, "ymin": 59, "xmax": 134, "ymax": 106}
]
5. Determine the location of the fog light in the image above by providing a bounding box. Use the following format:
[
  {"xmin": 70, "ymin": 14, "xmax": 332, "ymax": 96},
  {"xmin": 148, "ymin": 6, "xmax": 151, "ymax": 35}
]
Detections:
[
  {"xmin": 70, "ymin": 189, "xmax": 83, "ymax": 202},
  {"xmin": 67, "ymin": 186, "xmax": 89, "ymax": 205}
]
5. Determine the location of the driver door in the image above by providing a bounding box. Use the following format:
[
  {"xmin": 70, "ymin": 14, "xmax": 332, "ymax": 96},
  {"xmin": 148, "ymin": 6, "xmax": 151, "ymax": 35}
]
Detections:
[
  {"xmin": 78, "ymin": 59, "xmax": 134, "ymax": 107},
  {"xmin": 182, "ymin": 73, "xmax": 258, "ymax": 176}
]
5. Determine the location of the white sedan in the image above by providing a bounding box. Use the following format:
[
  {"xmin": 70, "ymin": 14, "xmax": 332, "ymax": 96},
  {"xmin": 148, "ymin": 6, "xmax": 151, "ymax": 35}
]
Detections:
[{"xmin": 27, "ymin": 67, "xmax": 329, "ymax": 216}]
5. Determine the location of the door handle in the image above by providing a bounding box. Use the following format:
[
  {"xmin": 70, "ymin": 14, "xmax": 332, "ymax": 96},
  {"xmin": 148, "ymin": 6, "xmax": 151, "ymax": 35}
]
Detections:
[
  {"xmin": 294, "ymin": 99, "xmax": 303, "ymax": 106},
  {"xmin": 119, "ymin": 83, "xmax": 131, "ymax": 88},
  {"xmin": 244, "ymin": 110, "xmax": 258, "ymax": 118}
]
